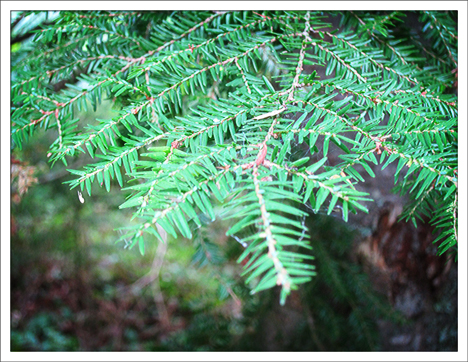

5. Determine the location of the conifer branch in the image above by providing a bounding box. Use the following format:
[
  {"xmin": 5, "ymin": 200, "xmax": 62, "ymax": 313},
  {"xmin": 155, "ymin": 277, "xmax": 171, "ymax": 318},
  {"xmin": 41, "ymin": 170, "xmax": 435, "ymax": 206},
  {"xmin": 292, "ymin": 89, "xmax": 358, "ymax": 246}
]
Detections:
[
  {"xmin": 424, "ymin": 11, "xmax": 458, "ymax": 40},
  {"xmin": 149, "ymin": 11, "xmax": 228, "ymax": 55},
  {"xmin": 265, "ymin": 160, "xmax": 351, "ymax": 202},
  {"xmin": 11, "ymin": 10, "xmax": 458, "ymax": 303},
  {"xmin": 235, "ymin": 58, "xmax": 251, "ymax": 94},
  {"xmin": 384, "ymin": 145, "xmax": 457, "ymax": 186},
  {"xmin": 147, "ymin": 167, "xmax": 231, "ymax": 228},
  {"xmin": 144, "ymin": 14, "xmax": 296, "ymax": 69},
  {"xmin": 309, "ymin": 26, "xmax": 419, "ymax": 85},
  {"xmin": 409, "ymin": 34, "xmax": 450, "ymax": 66},
  {"xmin": 57, "ymin": 99, "xmax": 152, "ymax": 158},
  {"xmin": 372, "ymin": 11, "xmax": 401, "ymax": 31},
  {"xmin": 252, "ymin": 164, "xmax": 292, "ymax": 292},
  {"xmin": 305, "ymin": 35, "xmax": 367, "ymax": 83},
  {"xmin": 288, "ymin": 11, "xmax": 310, "ymax": 101},
  {"xmin": 78, "ymin": 24, "xmax": 142, "ymax": 47},
  {"xmin": 16, "ymin": 54, "xmax": 145, "ymax": 89},
  {"xmin": 72, "ymin": 130, "xmax": 171, "ymax": 188},
  {"xmin": 25, "ymin": 34, "xmax": 93, "ymax": 63},
  {"xmin": 350, "ymin": 11, "xmax": 453, "ymax": 87},
  {"xmin": 406, "ymin": 181, "xmax": 435, "ymax": 219}
]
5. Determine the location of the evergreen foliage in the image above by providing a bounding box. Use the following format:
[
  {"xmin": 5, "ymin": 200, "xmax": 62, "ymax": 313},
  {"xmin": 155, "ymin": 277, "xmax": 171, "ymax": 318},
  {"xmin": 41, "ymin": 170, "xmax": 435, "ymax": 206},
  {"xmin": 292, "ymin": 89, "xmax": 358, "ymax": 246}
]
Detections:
[{"xmin": 11, "ymin": 10, "xmax": 458, "ymax": 304}]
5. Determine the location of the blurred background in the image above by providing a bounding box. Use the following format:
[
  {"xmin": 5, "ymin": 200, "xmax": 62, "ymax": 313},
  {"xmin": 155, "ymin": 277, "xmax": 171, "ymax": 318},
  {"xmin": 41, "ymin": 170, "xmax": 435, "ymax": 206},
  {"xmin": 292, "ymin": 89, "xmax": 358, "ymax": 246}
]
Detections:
[{"xmin": 10, "ymin": 10, "xmax": 458, "ymax": 352}]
